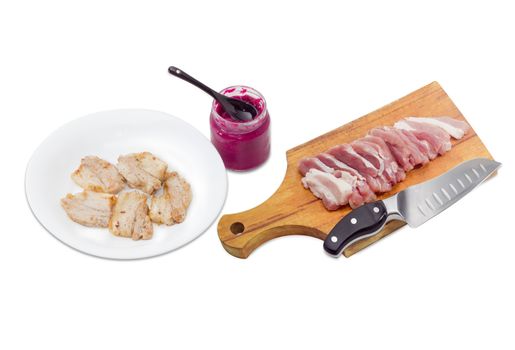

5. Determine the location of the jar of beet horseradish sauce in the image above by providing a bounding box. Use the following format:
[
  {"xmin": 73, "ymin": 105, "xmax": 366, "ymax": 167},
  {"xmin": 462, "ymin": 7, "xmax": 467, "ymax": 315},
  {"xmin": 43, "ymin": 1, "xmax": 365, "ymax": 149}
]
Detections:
[{"xmin": 210, "ymin": 86, "xmax": 271, "ymax": 171}]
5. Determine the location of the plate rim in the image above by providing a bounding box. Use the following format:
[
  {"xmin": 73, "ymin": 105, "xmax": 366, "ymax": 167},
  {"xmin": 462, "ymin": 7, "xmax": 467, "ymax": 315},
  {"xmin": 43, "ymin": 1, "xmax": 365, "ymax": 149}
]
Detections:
[{"xmin": 25, "ymin": 108, "xmax": 228, "ymax": 260}]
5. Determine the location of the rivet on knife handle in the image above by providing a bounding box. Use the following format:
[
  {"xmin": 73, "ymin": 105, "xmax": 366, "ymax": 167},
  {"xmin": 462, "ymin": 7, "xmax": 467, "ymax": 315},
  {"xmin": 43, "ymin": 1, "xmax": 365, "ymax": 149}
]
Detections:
[{"xmin": 324, "ymin": 201, "xmax": 389, "ymax": 257}]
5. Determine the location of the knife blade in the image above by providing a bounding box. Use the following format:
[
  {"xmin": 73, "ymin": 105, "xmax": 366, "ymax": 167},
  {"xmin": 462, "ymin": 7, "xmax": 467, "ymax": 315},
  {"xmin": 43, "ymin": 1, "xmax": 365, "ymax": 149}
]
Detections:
[{"xmin": 323, "ymin": 158, "xmax": 501, "ymax": 257}]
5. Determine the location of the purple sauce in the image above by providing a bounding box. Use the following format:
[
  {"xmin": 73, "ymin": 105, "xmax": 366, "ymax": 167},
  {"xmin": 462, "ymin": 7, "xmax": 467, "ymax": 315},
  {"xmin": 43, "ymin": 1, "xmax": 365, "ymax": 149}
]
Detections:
[{"xmin": 210, "ymin": 86, "xmax": 271, "ymax": 171}]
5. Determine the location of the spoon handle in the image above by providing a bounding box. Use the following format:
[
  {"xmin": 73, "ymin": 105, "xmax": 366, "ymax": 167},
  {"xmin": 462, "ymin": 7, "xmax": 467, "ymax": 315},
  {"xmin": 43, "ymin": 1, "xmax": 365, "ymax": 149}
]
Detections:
[{"xmin": 168, "ymin": 66, "xmax": 218, "ymax": 99}]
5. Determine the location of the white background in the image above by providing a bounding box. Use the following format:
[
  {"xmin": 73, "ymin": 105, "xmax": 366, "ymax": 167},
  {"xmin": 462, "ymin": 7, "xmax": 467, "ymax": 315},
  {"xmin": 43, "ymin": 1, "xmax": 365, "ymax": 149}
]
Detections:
[{"xmin": 1, "ymin": 1, "xmax": 514, "ymax": 349}]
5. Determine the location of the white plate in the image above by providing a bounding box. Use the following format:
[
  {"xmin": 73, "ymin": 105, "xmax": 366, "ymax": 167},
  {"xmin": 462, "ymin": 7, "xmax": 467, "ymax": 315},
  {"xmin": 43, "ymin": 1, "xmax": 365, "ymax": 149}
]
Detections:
[{"xmin": 25, "ymin": 109, "xmax": 227, "ymax": 259}]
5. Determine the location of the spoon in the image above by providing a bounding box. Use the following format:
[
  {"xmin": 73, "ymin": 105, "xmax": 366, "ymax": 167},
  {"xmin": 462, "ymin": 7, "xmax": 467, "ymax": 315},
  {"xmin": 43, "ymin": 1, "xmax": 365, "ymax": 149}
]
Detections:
[{"xmin": 168, "ymin": 66, "xmax": 257, "ymax": 122}]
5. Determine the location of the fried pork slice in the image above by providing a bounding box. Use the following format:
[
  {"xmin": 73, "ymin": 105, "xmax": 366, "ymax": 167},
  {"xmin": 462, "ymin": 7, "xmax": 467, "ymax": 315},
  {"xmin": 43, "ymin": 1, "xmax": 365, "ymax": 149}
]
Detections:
[
  {"xmin": 61, "ymin": 191, "xmax": 116, "ymax": 227},
  {"xmin": 71, "ymin": 156, "xmax": 125, "ymax": 194},
  {"xmin": 117, "ymin": 152, "xmax": 168, "ymax": 194},
  {"xmin": 150, "ymin": 172, "xmax": 192, "ymax": 225},
  {"xmin": 109, "ymin": 191, "xmax": 153, "ymax": 240}
]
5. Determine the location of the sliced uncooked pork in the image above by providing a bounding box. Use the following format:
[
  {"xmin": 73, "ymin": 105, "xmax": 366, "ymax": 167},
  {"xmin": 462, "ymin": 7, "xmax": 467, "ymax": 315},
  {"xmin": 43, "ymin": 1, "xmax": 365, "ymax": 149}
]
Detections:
[
  {"xmin": 392, "ymin": 128, "xmax": 429, "ymax": 167},
  {"xmin": 315, "ymin": 153, "xmax": 377, "ymax": 206},
  {"xmin": 351, "ymin": 140, "xmax": 385, "ymax": 175},
  {"xmin": 397, "ymin": 129, "xmax": 437, "ymax": 161},
  {"xmin": 328, "ymin": 144, "xmax": 379, "ymax": 177},
  {"xmin": 394, "ymin": 120, "xmax": 451, "ymax": 155},
  {"xmin": 317, "ymin": 154, "xmax": 364, "ymax": 180},
  {"xmin": 301, "ymin": 169, "xmax": 353, "ymax": 210},
  {"xmin": 298, "ymin": 116, "xmax": 469, "ymax": 211},
  {"xmin": 405, "ymin": 117, "xmax": 470, "ymax": 139},
  {"xmin": 298, "ymin": 157, "xmax": 335, "ymax": 176},
  {"xmin": 61, "ymin": 191, "xmax": 116, "ymax": 227},
  {"xmin": 369, "ymin": 127, "xmax": 414, "ymax": 172},
  {"xmin": 351, "ymin": 139, "xmax": 394, "ymax": 192},
  {"xmin": 360, "ymin": 135, "xmax": 406, "ymax": 184},
  {"xmin": 71, "ymin": 156, "xmax": 125, "ymax": 194}
]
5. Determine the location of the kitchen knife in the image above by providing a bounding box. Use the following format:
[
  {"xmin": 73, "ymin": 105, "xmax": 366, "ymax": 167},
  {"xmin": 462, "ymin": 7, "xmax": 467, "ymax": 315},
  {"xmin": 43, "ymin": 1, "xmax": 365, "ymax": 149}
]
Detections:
[{"xmin": 324, "ymin": 158, "xmax": 501, "ymax": 257}]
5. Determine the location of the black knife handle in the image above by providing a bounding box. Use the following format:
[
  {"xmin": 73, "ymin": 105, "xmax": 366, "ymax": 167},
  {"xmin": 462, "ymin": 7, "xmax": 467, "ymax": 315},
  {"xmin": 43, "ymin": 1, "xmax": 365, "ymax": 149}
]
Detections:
[{"xmin": 324, "ymin": 201, "xmax": 388, "ymax": 256}]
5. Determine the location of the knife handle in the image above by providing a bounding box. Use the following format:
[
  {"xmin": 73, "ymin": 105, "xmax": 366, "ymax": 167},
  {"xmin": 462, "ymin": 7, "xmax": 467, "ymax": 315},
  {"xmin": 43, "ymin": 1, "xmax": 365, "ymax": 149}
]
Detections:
[{"xmin": 323, "ymin": 201, "xmax": 388, "ymax": 256}]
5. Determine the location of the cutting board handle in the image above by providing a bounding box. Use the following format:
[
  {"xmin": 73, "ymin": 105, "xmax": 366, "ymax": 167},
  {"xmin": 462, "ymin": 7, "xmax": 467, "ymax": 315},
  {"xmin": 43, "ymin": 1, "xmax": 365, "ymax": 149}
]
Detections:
[{"xmin": 217, "ymin": 162, "xmax": 327, "ymax": 258}]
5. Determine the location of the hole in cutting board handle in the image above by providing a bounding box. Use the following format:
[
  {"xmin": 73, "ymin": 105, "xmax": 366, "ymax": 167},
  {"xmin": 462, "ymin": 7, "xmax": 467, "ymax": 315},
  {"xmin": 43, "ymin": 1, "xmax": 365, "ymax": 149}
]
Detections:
[{"xmin": 230, "ymin": 222, "xmax": 245, "ymax": 235}]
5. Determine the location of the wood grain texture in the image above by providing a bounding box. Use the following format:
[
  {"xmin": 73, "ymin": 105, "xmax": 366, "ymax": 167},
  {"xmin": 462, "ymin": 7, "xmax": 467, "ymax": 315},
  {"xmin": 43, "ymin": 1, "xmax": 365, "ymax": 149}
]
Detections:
[{"xmin": 217, "ymin": 82, "xmax": 493, "ymax": 258}]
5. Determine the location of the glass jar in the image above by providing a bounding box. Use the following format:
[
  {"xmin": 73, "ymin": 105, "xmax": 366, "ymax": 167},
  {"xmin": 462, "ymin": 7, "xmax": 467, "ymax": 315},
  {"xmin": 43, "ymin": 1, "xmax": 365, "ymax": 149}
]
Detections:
[{"xmin": 210, "ymin": 86, "xmax": 271, "ymax": 171}]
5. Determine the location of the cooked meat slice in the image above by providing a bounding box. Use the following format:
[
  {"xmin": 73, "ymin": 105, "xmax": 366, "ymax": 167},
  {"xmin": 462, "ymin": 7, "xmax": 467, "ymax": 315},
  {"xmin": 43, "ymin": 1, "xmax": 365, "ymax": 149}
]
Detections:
[
  {"xmin": 149, "ymin": 194, "xmax": 173, "ymax": 225},
  {"xmin": 61, "ymin": 191, "xmax": 116, "ymax": 227},
  {"xmin": 166, "ymin": 172, "xmax": 192, "ymax": 223},
  {"xmin": 131, "ymin": 152, "xmax": 168, "ymax": 180},
  {"xmin": 117, "ymin": 152, "xmax": 168, "ymax": 194},
  {"xmin": 109, "ymin": 191, "xmax": 153, "ymax": 240},
  {"xmin": 71, "ymin": 156, "xmax": 125, "ymax": 194},
  {"xmin": 150, "ymin": 172, "xmax": 192, "ymax": 225},
  {"xmin": 132, "ymin": 201, "xmax": 154, "ymax": 240},
  {"xmin": 405, "ymin": 117, "xmax": 470, "ymax": 139}
]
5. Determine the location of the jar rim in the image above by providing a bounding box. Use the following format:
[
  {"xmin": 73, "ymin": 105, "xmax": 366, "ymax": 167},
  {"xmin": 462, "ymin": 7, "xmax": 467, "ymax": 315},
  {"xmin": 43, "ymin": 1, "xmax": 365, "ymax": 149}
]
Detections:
[{"xmin": 210, "ymin": 85, "xmax": 268, "ymax": 131}]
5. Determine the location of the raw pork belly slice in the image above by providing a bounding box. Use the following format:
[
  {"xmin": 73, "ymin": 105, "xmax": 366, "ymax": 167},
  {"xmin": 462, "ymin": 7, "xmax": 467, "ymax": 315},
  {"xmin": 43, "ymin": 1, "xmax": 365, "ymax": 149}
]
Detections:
[
  {"xmin": 351, "ymin": 139, "xmax": 393, "ymax": 192},
  {"xmin": 298, "ymin": 157, "xmax": 335, "ymax": 176},
  {"xmin": 405, "ymin": 117, "xmax": 470, "ymax": 139},
  {"xmin": 298, "ymin": 155, "xmax": 367, "ymax": 208},
  {"xmin": 397, "ymin": 129, "xmax": 437, "ymax": 160},
  {"xmin": 61, "ymin": 191, "xmax": 116, "ymax": 227},
  {"xmin": 301, "ymin": 169, "xmax": 353, "ymax": 210},
  {"xmin": 327, "ymin": 143, "xmax": 388, "ymax": 194},
  {"xmin": 316, "ymin": 153, "xmax": 376, "ymax": 206},
  {"xmin": 71, "ymin": 156, "xmax": 125, "ymax": 194},
  {"xmin": 298, "ymin": 116, "xmax": 470, "ymax": 211},
  {"xmin": 394, "ymin": 120, "xmax": 451, "ymax": 155},
  {"xmin": 328, "ymin": 144, "xmax": 379, "ymax": 177},
  {"xmin": 150, "ymin": 172, "xmax": 192, "ymax": 225},
  {"xmin": 369, "ymin": 127, "xmax": 414, "ymax": 172},
  {"xmin": 392, "ymin": 128, "xmax": 429, "ymax": 166},
  {"xmin": 109, "ymin": 191, "xmax": 153, "ymax": 240},
  {"xmin": 317, "ymin": 154, "xmax": 364, "ymax": 180},
  {"xmin": 117, "ymin": 152, "xmax": 168, "ymax": 194},
  {"xmin": 351, "ymin": 140, "xmax": 385, "ymax": 174},
  {"xmin": 360, "ymin": 136, "xmax": 406, "ymax": 184}
]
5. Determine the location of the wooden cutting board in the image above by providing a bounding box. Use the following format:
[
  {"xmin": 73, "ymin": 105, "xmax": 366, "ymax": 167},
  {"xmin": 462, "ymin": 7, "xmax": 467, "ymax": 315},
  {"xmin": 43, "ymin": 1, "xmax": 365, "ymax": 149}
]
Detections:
[{"xmin": 217, "ymin": 82, "xmax": 493, "ymax": 258}]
